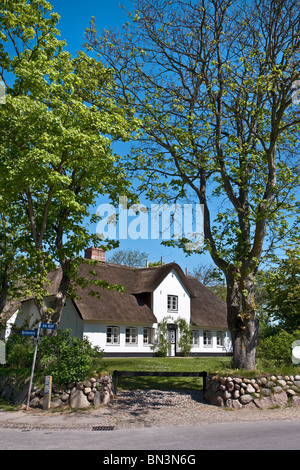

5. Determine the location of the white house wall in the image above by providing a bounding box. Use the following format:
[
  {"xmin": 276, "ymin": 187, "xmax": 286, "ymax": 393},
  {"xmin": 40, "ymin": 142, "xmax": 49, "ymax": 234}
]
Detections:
[
  {"xmin": 4, "ymin": 268, "xmax": 232, "ymax": 356},
  {"xmin": 59, "ymin": 299, "xmax": 84, "ymax": 338},
  {"xmin": 13, "ymin": 300, "xmax": 40, "ymax": 329},
  {"xmin": 152, "ymin": 269, "xmax": 190, "ymax": 325},
  {"xmin": 190, "ymin": 328, "xmax": 232, "ymax": 355},
  {"xmin": 83, "ymin": 322, "xmax": 155, "ymax": 355}
]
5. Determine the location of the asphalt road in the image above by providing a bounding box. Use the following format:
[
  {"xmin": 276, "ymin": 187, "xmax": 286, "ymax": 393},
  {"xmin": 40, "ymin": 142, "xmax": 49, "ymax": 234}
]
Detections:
[{"xmin": 1, "ymin": 419, "xmax": 300, "ymax": 451}]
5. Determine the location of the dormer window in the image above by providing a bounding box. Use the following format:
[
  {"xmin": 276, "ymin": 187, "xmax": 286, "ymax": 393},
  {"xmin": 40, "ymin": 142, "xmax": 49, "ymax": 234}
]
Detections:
[{"xmin": 167, "ymin": 295, "xmax": 178, "ymax": 312}]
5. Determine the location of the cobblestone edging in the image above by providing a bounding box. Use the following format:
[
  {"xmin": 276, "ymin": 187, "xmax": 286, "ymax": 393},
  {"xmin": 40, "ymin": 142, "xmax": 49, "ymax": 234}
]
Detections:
[
  {"xmin": 0, "ymin": 374, "xmax": 113, "ymax": 409},
  {"xmin": 205, "ymin": 373, "xmax": 300, "ymax": 409}
]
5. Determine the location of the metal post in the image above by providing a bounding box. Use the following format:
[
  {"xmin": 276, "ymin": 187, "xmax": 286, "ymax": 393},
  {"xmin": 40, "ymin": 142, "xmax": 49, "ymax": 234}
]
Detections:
[{"xmin": 26, "ymin": 322, "xmax": 41, "ymax": 411}]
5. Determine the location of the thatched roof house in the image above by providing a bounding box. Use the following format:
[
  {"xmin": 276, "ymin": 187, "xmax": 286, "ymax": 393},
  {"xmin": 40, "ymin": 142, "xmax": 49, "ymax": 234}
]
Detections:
[{"xmin": 3, "ymin": 247, "xmax": 232, "ymax": 357}]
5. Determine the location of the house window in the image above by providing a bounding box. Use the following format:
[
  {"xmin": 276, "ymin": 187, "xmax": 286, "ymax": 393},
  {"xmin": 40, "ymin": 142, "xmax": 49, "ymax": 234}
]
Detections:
[
  {"xmin": 167, "ymin": 295, "xmax": 178, "ymax": 312},
  {"xmin": 192, "ymin": 330, "xmax": 199, "ymax": 346},
  {"xmin": 106, "ymin": 326, "xmax": 120, "ymax": 344},
  {"xmin": 217, "ymin": 331, "xmax": 226, "ymax": 347},
  {"xmin": 203, "ymin": 330, "xmax": 212, "ymax": 347},
  {"xmin": 126, "ymin": 327, "xmax": 138, "ymax": 345},
  {"xmin": 143, "ymin": 327, "xmax": 154, "ymax": 345}
]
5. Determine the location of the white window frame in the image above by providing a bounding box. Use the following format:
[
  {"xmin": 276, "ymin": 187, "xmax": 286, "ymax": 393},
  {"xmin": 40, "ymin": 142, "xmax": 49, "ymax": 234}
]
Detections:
[
  {"xmin": 125, "ymin": 327, "xmax": 138, "ymax": 345},
  {"xmin": 143, "ymin": 327, "xmax": 155, "ymax": 345},
  {"xmin": 192, "ymin": 330, "xmax": 199, "ymax": 346},
  {"xmin": 167, "ymin": 295, "xmax": 178, "ymax": 312},
  {"xmin": 203, "ymin": 330, "xmax": 213, "ymax": 347},
  {"xmin": 217, "ymin": 330, "xmax": 226, "ymax": 347},
  {"xmin": 106, "ymin": 326, "xmax": 120, "ymax": 345}
]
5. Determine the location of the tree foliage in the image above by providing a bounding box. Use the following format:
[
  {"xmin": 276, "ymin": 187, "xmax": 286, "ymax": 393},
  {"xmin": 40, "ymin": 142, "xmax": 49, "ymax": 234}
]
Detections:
[
  {"xmin": 0, "ymin": 0, "xmax": 137, "ymax": 325},
  {"xmin": 108, "ymin": 248, "xmax": 149, "ymax": 267},
  {"xmin": 86, "ymin": 0, "xmax": 300, "ymax": 369},
  {"xmin": 264, "ymin": 249, "xmax": 300, "ymax": 333}
]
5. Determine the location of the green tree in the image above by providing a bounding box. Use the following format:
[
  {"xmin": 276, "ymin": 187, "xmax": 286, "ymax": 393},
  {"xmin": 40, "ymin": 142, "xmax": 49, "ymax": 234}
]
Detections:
[
  {"xmin": 192, "ymin": 263, "xmax": 226, "ymax": 301},
  {"xmin": 108, "ymin": 249, "xmax": 149, "ymax": 267},
  {"xmin": 264, "ymin": 249, "xmax": 300, "ymax": 333},
  {"xmin": 0, "ymin": 0, "xmax": 137, "ymax": 325},
  {"xmin": 86, "ymin": 0, "xmax": 300, "ymax": 369}
]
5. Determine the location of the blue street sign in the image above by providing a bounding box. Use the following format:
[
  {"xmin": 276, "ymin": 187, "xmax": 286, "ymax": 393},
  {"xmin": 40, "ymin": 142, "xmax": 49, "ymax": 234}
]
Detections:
[
  {"xmin": 40, "ymin": 322, "xmax": 56, "ymax": 330},
  {"xmin": 21, "ymin": 330, "xmax": 37, "ymax": 337}
]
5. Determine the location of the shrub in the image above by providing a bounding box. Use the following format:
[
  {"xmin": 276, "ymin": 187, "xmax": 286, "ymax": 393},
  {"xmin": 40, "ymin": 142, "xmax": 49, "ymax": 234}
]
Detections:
[
  {"xmin": 151, "ymin": 316, "xmax": 192, "ymax": 357},
  {"xmin": 176, "ymin": 318, "xmax": 192, "ymax": 357},
  {"xmin": 257, "ymin": 329, "xmax": 300, "ymax": 365},
  {"xmin": 151, "ymin": 317, "xmax": 170, "ymax": 357},
  {"xmin": 5, "ymin": 326, "xmax": 35, "ymax": 368},
  {"xmin": 37, "ymin": 329, "xmax": 104, "ymax": 385}
]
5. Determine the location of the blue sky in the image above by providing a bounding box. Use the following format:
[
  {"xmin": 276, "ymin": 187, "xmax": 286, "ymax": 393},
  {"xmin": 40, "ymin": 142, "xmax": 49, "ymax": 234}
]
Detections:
[
  {"xmin": 49, "ymin": 0, "xmax": 134, "ymax": 54},
  {"xmin": 48, "ymin": 0, "xmax": 211, "ymax": 272}
]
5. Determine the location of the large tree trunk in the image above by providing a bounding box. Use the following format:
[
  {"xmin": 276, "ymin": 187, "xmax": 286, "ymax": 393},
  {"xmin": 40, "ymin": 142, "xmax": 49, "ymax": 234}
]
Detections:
[
  {"xmin": 34, "ymin": 259, "xmax": 71, "ymax": 329},
  {"xmin": 226, "ymin": 270, "xmax": 259, "ymax": 370},
  {"xmin": 51, "ymin": 258, "xmax": 72, "ymax": 328}
]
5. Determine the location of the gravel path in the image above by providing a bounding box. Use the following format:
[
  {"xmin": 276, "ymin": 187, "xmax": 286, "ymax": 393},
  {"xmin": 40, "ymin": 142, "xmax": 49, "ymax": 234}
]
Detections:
[{"xmin": 1, "ymin": 389, "xmax": 300, "ymax": 430}]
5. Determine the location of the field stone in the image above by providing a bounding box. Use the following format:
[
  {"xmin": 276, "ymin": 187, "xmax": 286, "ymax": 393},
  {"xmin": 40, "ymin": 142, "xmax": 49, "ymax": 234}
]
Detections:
[
  {"xmin": 277, "ymin": 380, "xmax": 286, "ymax": 387},
  {"xmin": 239, "ymin": 394, "xmax": 253, "ymax": 405},
  {"xmin": 233, "ymin": 377, "xmax": 242, "ymax": 384},
  {"xmin": 70, "ymin": 387, "xmax": 90, "ymax": 409},
  {"xmin": 223, "ymin": 390, "xmax": 232, "ymax": 400},
  {"xmin": 227, "ymin": 381, "xmax": 234, "ymax": 392},
  {"xmin": 101, "ymin": 390, "xmax": 110, "ymax": 405},
  {"xmin": 93, "ymin": 390, "xmax": 101, "ymax": 407},
  {"xmin": 246, "ymin": 384, "xmax": 255, "ymax": 394}
]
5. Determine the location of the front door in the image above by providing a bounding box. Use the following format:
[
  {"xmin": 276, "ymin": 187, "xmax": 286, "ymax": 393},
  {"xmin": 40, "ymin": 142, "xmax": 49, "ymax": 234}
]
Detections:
[{"xmin": 168, "ymin": 328, "xmax": 176, "ymax": 357}]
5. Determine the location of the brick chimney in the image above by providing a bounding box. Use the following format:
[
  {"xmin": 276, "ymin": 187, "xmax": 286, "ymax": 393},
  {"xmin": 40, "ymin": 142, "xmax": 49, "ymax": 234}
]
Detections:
[{"xmin": 84, "ymin": 247, "xmax": 106, "ymax": 262}]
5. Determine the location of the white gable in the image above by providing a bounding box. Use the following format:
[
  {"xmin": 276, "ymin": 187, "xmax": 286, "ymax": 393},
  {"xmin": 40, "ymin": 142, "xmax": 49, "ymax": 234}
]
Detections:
[{"xmin": 152, "ymin": 269, "xmax": 190, "ymax": 325}]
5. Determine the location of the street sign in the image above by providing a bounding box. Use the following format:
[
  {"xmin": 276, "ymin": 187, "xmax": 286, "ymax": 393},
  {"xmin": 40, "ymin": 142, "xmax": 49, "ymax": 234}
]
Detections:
[
  {"xmin": 40, "ymin": 322, "xmax": 56, "ymax": 330},
  {"xmin": 21, "ymin": 329, "xmax": 37, "ymax": 337}
]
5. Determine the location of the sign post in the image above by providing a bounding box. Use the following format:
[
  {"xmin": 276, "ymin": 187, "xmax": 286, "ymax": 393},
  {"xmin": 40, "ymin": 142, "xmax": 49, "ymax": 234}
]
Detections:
[
  {"xmin": 26, "ymin": 323, "xmax": 41, "ymax": 411},
  {"xmin": 43, "ymin": 375, "xmax": 52, "ymax": 410},
  {"xmin": 25, "ymin": 322, "xmax": 56, "ymax": 411}
]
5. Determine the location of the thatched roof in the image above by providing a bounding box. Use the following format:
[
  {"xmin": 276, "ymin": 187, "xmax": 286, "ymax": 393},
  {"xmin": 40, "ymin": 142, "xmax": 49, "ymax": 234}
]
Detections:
[
  {"xmin": 71, "ymin": 261, "xmax": 227, "ymax": 327},
  {"xmin": 187, "ymin": 276, "xmax": 228, "ymax": 328},
  {"xmin": 2, "ymin": 260, "xmax": 228, "ymax": 328},
  {"xmin": 71, "ymin": 261, "xmax": 192, "ymax": 324}
]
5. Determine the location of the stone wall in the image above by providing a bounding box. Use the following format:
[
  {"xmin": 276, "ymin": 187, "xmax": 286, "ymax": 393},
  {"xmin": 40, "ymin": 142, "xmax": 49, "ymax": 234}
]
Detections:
[
  {"xmin": 205, "ymin": 373, "xmax": 300, "ymax": 409},
  {"xmin": 0, "ymin": 374, "xmax": 113, "ymax": 409}
]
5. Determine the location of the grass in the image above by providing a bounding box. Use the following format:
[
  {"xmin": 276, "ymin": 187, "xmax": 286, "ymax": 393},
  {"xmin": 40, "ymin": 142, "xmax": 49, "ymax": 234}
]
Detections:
[
  {"xmin": 100, "ymin": 356, "xmax": 300, "ymax": 391},
  {"xmin": 100, "ymin": 356, "xmax": 232, "ymax": 391},
  {"xmin": 2, "ymin": 356, "xmax": 300, "ymax": 394}
]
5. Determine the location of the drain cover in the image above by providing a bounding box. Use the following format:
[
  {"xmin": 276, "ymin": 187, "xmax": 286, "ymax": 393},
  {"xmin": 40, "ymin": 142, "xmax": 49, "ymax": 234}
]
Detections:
[{"xmin": 92, "ymin": 426, "xmax": 115, "ymax": 431}]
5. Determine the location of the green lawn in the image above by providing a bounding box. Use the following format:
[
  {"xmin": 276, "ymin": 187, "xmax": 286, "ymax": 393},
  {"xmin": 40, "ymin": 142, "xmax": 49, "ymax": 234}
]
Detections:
[{"xmin": 101, "ymin": 356, "xmax": 232, "ymax": 391}]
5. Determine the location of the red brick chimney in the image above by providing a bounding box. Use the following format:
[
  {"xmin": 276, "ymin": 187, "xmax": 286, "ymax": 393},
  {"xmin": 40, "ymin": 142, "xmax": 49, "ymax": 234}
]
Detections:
[{"xmin": 84, "ymin": 247, "xmax": 106, "ymax": 262}]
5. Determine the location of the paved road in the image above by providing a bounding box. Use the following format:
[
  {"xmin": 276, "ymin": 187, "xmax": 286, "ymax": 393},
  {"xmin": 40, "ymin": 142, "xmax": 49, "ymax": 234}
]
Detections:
[{"xmin": 1, "ymin": 420, "xmax": 300, "ymax": 450}]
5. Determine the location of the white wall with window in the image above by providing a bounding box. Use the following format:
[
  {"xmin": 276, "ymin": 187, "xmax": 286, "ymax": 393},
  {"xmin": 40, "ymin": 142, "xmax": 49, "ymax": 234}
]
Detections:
[
  {"xmin": 83, "ymin": 322, "xmax": 156, "ymax": 354},
  {"xmin": 153, "ymin": 269, "xmax": 190, "ymax": 325},
  {"xmin": 190, "ymin": 328, "xmax": 232, "ymax": 354},
  {"xmin": 4, "ymin": 267, "xmax": 232, "ymax": 357}
]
